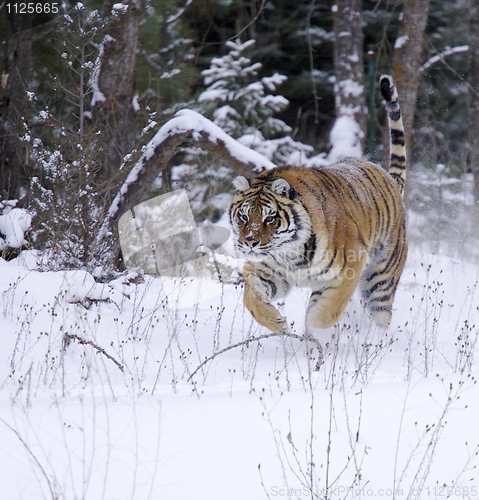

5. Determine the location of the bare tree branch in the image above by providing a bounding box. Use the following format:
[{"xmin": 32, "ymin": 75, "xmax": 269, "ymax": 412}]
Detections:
[
  {"xmin": 91, "ymin": 109, "xmax": 274, "ymax": 266},
  {"xmin": 0, "ymin": 418, "xmax": 57, "ymax": 500},
  {"xmin": 188, "ymin": 331, "xmax": 323, "ymax": 382},
  {"xmin": 63, "ymin": 333, "xmax": 124, "ymax": 371},
  {"xmin": 420, "ymin": 44, "xmax": 469, "ymax": 73},
  {"xmin": 166, "ymin": 0, "xmax": 194, "ymax": 24}
]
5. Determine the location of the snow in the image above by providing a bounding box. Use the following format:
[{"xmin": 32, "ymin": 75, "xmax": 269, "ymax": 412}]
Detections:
[
  {"xmin": 262, "ymin": 73, "xmax": 288, "ymax": 91},
  {"xmin": 347, "ymin": 53, "xmax": 360, "ymax": 63},
  {"xmin": 213, "ymin": 104, "xmax": 241, "ymax": 124},
  {"xmin": 395, "ymin": 35, "xmax": 409, "ymax": 49},
  {"xmin": 166, "ymin": 0, "xmax": 194, "ymax": 24},
  {"xmin": 148, "ymin": 109, "xmax": 275, "ymax": 173},
  {"xmin": 420, "ymin": 45, "xmax": 469, "ymax": 73},
  {"xmin": 11, "ymin": 249, "xmax": 41, "ymax": 270},
  {"xmin": 197, "ymin": 81, "xmax": 230, "ymax": 102},
  {"xmin": 327, "ymin": 114, "xmax": 364, "ymax": 162},
  {"xmin": 226, "ymin": 38, "xmax": 255, "ymax": 55},
  {"xmin": 337, "ymin": 78, "xmax": 364, "ymax": 98},
  {"xmin": 141, "ymin": 116, "xmax": 157, "ymax": 136},
  {"xmin": 160, "ymin": 68, "xmax": 181, "ymax": 79},
  {"xmin": 62, "ymin": 269, "xmax": 123, "ymax": 305},
  {"xmin": 111, "ymin": 2, "xmax": 128, "ymax": 15},
  {"xmin": 1, "ymin": 236, "xmax": 478, "ymax": 499},
  {"xmin": 131, "ymin": 94, "xmax": 140, "ymax": 112},
  {"xmin": 260, "ymin": 94, "xmax": 289, "ymax": 112},
  {"xmin": 208, "ymin": 192, "xmax": 233, "ymax": 211},
  {"xmin": 296, "ymin": 27, "xmax": 334, "ymax": 45},
  {"xmin": 240, "ymin": 61, "xmax": 262, "ymax": 76},
  {"xmin": 327, "ymin": 78, "xmax": 365, "ymax": 161},
  {"xmin": 0, "ymin": 208, "xmax": 32, "ymax": 249},
  {"xmin": 90, "ymin": 35, "xmax": 116, "ymax": 107}
]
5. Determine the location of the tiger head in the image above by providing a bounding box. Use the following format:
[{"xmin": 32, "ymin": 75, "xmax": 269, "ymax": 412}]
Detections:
[{"xmin": 228, "ymin": 175, "xmax": 311, "ymax": 264}]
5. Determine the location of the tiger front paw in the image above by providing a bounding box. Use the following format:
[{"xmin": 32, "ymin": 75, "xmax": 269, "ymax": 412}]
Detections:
[
  {"xmin": 250, "ymin": 302, "xmax": 288, "ymax": 333},
  {"xmin": 244, "ymin": 287, "xmax": 288, "ymax": 333}
]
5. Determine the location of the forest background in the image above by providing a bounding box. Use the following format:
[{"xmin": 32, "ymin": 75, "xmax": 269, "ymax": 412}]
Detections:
[
  {"xmin": 1, "ymin": 0, "xmax": 478, "ymax": 268},
  {"xmin": 2, "ymin": 3, "xmax": 479, "ymax": 498}
]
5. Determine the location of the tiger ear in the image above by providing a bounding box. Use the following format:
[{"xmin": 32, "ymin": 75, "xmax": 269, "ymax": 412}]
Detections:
[
  {"xmin": 232, "ymin": 176, "xmax": 251, "ymax": 192},
  {"xmin": 271, "ymin": 178, "xmax": 294, "ymax": 198}
]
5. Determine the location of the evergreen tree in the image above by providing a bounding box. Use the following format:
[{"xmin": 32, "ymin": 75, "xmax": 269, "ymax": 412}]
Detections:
[{"xmin": 197, "ymin": 38, "xmax": 313, "ymax": 166}]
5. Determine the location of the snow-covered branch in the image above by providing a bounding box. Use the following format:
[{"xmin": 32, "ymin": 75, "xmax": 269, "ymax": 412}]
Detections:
[
  {"xmin": 89, "ymin": 34, "xmax": 115, "ymax": 106},
  {"xmin": 91, "ymin": 109, "xmax": 275, "ymax": 262},
  {"xmin": 166, "ymin": 0, "xmax": 194, "ymax": 24},
  {"xmin": 420, "ymin": 45, "xmax": 469, "ymax": 73}
]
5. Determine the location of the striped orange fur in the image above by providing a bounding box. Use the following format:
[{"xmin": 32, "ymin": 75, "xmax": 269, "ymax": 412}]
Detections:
[{"xmin": 228, "ymin": 75, "xmax": 407, "ymax": 333}]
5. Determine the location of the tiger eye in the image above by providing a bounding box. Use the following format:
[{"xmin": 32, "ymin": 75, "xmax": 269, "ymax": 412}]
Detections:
[{"xmin": 264, "ymin": 215, "xmax": 275, "ymax": 225}]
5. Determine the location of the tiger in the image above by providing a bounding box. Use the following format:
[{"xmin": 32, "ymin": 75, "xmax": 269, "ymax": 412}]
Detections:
[{"xmin": 228, "ymin": 75, "xmax": 407, "ymax": 334}]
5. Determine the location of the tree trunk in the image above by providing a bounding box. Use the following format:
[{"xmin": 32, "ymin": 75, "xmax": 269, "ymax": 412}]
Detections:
[
  {"xmin": 393, "ymin": 0, "xmax": 431, "ymax": 169},
  {"xmin": 94, "ymin": 0, "xmax": 145, "ymax": 182},
  {"xmin": 330, "ymin": 0, "xmax": 367, "ymax": 159},
  {"xmin": 469, "ymin": 0, "xmax": 479, "ymax": 203},
  {"xmin": 0, "ymin": 28, "xmax": 33, "ymax": 200}
]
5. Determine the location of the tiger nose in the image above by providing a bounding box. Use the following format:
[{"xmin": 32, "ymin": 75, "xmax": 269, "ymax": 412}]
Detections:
[{"xmin": 244, "ymin": 236, "xmax": 259, "ymax": 249}]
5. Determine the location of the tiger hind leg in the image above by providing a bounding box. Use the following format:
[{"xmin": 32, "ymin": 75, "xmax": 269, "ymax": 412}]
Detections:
[
  {"xmin": 306, "ymin": 263, "xmax": 363, "ymax": 330},
  {"xmin": 360, "ymin": 252, "xmax": 405, "ymax": 326}
]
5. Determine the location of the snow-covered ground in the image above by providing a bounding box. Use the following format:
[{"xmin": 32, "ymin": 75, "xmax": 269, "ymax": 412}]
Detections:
[{"xmin": 0, "ymin": 244, "xmax": 478, "ymax": 499}]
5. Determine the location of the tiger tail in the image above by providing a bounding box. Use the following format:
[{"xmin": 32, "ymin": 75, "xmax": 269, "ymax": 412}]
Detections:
[{"xmin": 380, "ymin": 75, "xmax": 407, "ymax": 196}]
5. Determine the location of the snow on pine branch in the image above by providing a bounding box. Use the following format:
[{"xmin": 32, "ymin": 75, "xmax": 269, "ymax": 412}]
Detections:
[
  {"xmin": 93, "ymin": 109, "xmax": 275, "ymax": 250},
  {"xmin": 420, "ymin": 45, "xmax": 469, "ymax": 73}
]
